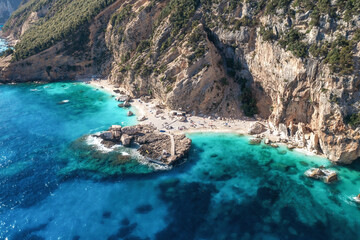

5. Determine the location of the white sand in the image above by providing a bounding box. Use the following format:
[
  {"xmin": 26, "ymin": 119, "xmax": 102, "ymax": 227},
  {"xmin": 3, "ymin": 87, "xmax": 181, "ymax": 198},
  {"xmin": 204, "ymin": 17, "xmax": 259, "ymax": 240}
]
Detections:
[{"xmin": 87, "ymin": 79, "xmax": 324, "ymax": 157}]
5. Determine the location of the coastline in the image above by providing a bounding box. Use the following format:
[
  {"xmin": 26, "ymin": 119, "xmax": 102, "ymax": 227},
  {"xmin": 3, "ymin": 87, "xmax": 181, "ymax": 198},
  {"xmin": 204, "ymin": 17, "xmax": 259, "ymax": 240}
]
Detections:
[{"xmin": 87, "ymin": 78, "xmax": 325, "ymax": 159}]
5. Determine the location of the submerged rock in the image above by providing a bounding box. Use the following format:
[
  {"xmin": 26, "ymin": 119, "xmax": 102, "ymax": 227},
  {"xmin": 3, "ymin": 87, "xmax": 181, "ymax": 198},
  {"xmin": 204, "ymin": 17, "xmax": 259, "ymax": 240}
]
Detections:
[
  {"xmin": 249, "ymin": 138, "xmax": 261, "ymax": 145},
  {"xmin": 127, "ymin": 111, "xmax": 134, "ymax": 116}
]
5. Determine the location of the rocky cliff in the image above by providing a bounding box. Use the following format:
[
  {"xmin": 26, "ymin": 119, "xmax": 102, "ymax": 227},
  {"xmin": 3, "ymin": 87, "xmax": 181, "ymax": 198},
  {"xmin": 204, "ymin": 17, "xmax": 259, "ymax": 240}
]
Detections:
[
  {"xmin": 0, "ymin": 0, "xmax": 359, "ymax": 164},
  {"xmin": 0, "ymin": 0, "xmax": 22, "ymax": 24}
]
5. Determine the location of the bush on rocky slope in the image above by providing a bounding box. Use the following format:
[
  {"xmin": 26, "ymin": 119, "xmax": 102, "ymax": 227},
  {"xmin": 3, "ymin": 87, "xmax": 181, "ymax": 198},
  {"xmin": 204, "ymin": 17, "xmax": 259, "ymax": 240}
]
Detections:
[{"xmin": 12, "ymin": 0, "xmax": 117, "ymax": 61}]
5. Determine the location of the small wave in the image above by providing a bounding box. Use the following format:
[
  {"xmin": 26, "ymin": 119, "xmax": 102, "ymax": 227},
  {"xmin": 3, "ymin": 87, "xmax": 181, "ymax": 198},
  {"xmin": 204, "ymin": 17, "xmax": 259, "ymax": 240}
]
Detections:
[
  {"xmin": 137, "ymin": 157, "xmax": 172, "ymax": 171},
  {"xmin": 85, "ymin": 135, "xmax": 171, "ymax": 170},
  {"xmin": 85, "ymin": 135, "xmax": 119, "ymax": 153}
]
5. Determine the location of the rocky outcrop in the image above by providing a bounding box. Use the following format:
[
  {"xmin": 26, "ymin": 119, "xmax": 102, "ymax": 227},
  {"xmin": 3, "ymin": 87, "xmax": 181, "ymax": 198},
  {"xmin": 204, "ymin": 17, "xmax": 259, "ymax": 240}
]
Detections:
[
  {"xmin": 305, "ymin": 167, "xmax": 338, "ymax": 184},
  {"xmin": 97, "ymin": 124, "xmax": 191, "ymax": 165}
]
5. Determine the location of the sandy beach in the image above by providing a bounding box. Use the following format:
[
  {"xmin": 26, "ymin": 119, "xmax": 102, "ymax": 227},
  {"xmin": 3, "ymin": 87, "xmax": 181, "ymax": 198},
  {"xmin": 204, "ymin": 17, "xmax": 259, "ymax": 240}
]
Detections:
[{"xmin": 88, "ymin": 79, "xmax": 322, "ymax": 157}]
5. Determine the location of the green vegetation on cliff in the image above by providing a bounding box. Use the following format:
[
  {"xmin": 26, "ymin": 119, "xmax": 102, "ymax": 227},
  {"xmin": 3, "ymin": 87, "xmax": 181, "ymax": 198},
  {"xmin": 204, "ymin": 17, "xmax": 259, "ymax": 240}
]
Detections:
[
  {"xmin": 11, "ymin": 0, "xmax": 117, "ymax": 61},
  {"xmin": 345, "ymin": 113, "xmax": 360, "ymax": 128}
]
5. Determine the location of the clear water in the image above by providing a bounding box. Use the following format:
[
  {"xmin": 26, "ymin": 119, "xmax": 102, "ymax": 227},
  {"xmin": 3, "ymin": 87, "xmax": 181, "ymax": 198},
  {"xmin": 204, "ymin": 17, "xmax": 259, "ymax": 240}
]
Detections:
[{"xmin": 0, "ymin": 83, "xmax": 360, "ymax": 240}]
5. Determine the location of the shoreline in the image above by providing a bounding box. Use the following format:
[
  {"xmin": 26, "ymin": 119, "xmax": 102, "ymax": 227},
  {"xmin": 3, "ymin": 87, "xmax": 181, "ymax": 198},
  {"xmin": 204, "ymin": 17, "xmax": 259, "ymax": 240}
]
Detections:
[{"xmin": 87, "ymin": 79, "xmax": 325, "ymax": 159}]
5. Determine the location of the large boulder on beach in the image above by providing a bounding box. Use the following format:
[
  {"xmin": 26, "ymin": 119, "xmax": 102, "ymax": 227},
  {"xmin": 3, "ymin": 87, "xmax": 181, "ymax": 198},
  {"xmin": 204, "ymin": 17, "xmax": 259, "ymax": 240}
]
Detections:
[
  {"xmin": 248, "ymin": 122, "xmax": 266, "ymax": 135},
  {"xmin": 137, "ymin": 116, "xmax": 147, "ymax": 121},
  {"xmin": 127, "ymin": 111, "xmax": 134, "ymax": 116}
]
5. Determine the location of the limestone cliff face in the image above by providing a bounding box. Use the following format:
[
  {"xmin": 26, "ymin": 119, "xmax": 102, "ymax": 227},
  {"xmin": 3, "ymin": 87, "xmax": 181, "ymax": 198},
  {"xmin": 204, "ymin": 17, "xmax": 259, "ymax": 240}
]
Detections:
[{"xmin": 0, "ymin": 0, "xmax": 359, "ymax": 164}]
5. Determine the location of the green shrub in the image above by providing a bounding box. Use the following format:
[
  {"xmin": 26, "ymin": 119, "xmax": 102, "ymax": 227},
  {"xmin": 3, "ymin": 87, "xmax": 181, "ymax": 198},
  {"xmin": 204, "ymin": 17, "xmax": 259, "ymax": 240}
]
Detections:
[
  {"xmin": 279, "ymin": 28, "xmax": 308, "ymax": 58},
  {"xmin": 265, "ymin": 0, "xmax": 292, "ymax": 15},
  {"xmin": 157, "ymin": 0, "xmax": 199, "ymax": 36},
  {"xmin": 259, "ymin": 26, "xmax": 277, "ymax": 42},
  {"xmin": 136, "ymin": 40, "xmax": 151, "ymax": 53},
  {"xmin": 240, "ymin": 87, "xmax": 258, "ymax": 117},
  {"xmin": 344, "ymin": 113, "xmax": 360, "ymax": 128},
  {"xmin": 0, "ymin": 48, "xmax": 14, "ymax": 57},
  {"xmin": 324, "ymin": 36, "xmax": 354, "ymax": 75},
  {"xmin": 110, "ymin": 5, "xmax": 133, "ymax": 26}
]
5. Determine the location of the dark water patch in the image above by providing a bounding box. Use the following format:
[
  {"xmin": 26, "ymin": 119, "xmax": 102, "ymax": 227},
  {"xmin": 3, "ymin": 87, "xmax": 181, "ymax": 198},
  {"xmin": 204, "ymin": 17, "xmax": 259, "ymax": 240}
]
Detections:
[
  {"xmin": 0, "ymin": 162, "xmax": 59, "ymax": 210},
  {"xmin": 121, "ymin": 218, "xmax": 131, "ymax": 226},
  {"xmin": 135, "ymin": 204, "xmax": 153, "ymax": 214},
  {"xmin": 102, "ymin": 211, "xmax": 112, "ymax": 219},
  {"xmin": 156, "ymin": 181, "xmax": 217, "ymax": 240},
  {"xmin": 11, "ymin": 223, "xmax": 47, "ymax": 240},
  {"xmin": 107, "ymin": 223, "xmax": 137, "ymax": 240}
]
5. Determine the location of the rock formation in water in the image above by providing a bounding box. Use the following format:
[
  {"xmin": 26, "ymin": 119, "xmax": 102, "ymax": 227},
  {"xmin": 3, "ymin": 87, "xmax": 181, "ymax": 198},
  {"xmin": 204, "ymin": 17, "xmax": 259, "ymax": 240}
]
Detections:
[
  {"xmin": 0, "ymin": 0, "xmax": 359, "ymax": 164},
  {"xmin": 98, "ymin": 124, "xmax": 192, "ymax": 165}
]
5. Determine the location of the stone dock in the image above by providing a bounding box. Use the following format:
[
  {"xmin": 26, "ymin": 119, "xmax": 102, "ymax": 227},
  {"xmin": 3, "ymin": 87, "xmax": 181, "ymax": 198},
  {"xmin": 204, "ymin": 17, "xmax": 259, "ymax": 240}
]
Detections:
[{"xmin": 97, "ymin": 124, "xmax": 192, "ymax": 165}]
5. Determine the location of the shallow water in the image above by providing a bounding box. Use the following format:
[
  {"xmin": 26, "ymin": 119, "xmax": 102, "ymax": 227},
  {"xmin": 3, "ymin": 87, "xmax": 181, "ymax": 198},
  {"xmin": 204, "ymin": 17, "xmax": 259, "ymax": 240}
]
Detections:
[{"xmin": 0, "ymin": 83, "xmax": 359, "ymax": 240}]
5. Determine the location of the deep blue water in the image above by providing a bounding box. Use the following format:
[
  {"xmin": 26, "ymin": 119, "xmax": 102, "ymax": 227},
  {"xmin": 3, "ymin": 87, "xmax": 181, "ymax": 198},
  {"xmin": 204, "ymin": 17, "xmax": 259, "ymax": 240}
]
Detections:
[{"xmin": 0, "ymin": 83, "xmax": 360, "ymax": 240}]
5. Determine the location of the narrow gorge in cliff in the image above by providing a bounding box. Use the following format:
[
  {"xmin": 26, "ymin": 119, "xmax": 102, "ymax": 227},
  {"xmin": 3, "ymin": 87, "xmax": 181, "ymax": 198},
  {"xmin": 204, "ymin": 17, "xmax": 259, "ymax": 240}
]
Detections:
[{"xmin": 0, "ymin": 0, "xmax": 359, "ymax": 239}]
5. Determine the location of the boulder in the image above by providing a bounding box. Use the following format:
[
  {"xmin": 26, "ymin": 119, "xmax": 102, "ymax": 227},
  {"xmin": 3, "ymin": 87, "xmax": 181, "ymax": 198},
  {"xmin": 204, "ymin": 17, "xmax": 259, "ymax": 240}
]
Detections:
[
  {"xmin": 101, "ymin": 140, "xmax": 116, "ymax": 148},
  {"xmin": 100, "ymin": 131, "xmax": 113, "ymax": 140},
  {"xmin": 307, "ymin": 168, "xmax": 325, "ymax": 179},
  {"xmin": 248, "ymin": 122, "xmax": 266, "ymax": 135},
  {"xmin": 124, "ymin": 101, "xmax": 131, "ymax": 107},
  {"xmin": 121, "ymin": 126, "xmax": 139, "ymax": 135},
  {"xmin": 270, "ymin": 143, "xmax": 279, "ymax": 148},
  {"xmin": 127, "ymin": 111, "xmax": 134, "ymax": 116},
  {"xmin": 116, "ymin": 95, "xmax": 129, "ymax": 102},
  {"xmin": 324, "ymin": 172, "xmax": 338, "ymax": 183},
  {"xmin": 264, "ymin": 138, "xmax": 270, "ymax": 144},
  {"xmin": 121, "ymin": 134, "xmax": 133, "ymax": 147},
  {"xmin": 109, "ymin": 125, "xmax": 122, "ymax": 139},
  {"xmin": 287, "ymin": 144, "xmax": 296, "ymax": 150},
  {"xmin": 137, "ymin": 115, "xmax": 147, "ymax": 121}
]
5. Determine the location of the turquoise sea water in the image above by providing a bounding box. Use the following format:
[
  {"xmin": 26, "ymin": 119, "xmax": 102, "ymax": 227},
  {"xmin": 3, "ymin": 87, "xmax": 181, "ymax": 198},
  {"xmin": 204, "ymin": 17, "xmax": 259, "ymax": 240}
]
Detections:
[{"xmin": 0, "ymin": 83, "xmax": 360, "ymax": 239}]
